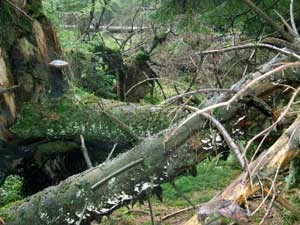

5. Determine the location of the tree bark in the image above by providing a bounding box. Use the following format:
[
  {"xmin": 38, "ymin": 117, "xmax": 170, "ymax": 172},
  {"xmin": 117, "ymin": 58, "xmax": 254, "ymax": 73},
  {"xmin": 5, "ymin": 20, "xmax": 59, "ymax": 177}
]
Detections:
[
  {"xmin": 2, "ymin": 52, "xmax": 299, "ymax": 224},
  {"xmin": 1, "ymin": 101, "xmax": 209, "ymax": 225},
  {"xmin": 0, "ymin": 0, "xmax": 67, "ymax": 141}
]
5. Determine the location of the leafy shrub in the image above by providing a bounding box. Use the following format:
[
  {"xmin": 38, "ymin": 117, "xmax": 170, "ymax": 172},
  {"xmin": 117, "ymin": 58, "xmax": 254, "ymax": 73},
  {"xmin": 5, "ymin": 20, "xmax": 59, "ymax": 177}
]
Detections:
[{"xmin": 0, "ymin": 176, "xmax": 23, "ymax": 207}]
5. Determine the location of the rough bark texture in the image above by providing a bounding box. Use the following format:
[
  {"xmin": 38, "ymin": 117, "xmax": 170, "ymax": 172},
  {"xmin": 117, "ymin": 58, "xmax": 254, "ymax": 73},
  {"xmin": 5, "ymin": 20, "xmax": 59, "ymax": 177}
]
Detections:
[
  {"xmin": 0, "ymin": 100, "xmax": 182, "ymax": 194},
  {"xmin": 1, "ymin": 102, "xmax": 208, "ymax": 225},
  {"xmin": 0, "ymin": 0, "xmax": 67, "ymax": 141},
  {"xmin": 2, "ymin": 52, "xmax": 300, "ymax": 224}
]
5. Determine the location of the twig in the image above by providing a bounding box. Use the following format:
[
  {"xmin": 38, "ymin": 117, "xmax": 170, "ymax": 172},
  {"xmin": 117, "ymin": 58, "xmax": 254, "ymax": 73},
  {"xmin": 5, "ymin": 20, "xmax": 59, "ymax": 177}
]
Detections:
[
  {"xmin": 125, "ymin": 77, "xmax": 185, "ymax": 98},
  {"xmin": 197, "ymin": 43, "xmax": 300, "ymax": 60},
  {"xmin": 188, "ymin": 107, "xmax": 248, "ymax": 170},
  {"xmin": 245, "ymin": 86, "xmax": 300, "ymax": 157},
  {"xmin": 168, "ymin": 96, "xmax": 192, "ymax": 129},
  {"xmin": 162, "ymin": 88, "xmax": 235, "ymax": 104},
  {"xmin": 259, "ymin": 192, "xmax": 276, "ymax": 225},
  {"xmin": 228, "ymin": 62, "xmax": 300, "ymax": 105},
  {"xmin": 3, "ymin": 0, "xmax": 33, "ymax": 22},
  {"xmin": 75, "ymin": 202, "xmax": 88, "ymax": 225},
  {"xmin": 242, "ymin": 32, "xmax": 263, "ymax": 77},
  {"xmin": 185, "ymin": 55, "xmax": 200, "ymax": 93},
  {"xmin": 241, "ymin": 0, "xmax": 294, "ymax": 42},
  {"xmin": 91, "ymin": 158, "xmax": 144, "ymax": 190},
  {"xmin": 80, "ymin": 135, "xmax": 93, "ymax": 168},
  {"xmin": 147, "ymin": 199, "xmax": 155, "ymax": 225},
  {"xmin": 106, "ymin": 143, "xmax": 118, "ymax": 162},
  {"xmin": 95, "ymin": 0, "xmax": 109, "ymax": 30},
  {"xmin": 290, "ymin": 0, "xmax": 299, "ymax": 36},
  {"xmin": 83, "ymin": 0, "xmax": 96, "ymax": 39},
  {"xmin": 0, "ymin": 85, "xmax": 19, "ymax": 94},
  {"xmin": 166, "ymin": 62, "xmax": 300, "ymax": 147},
  {"xmin": 161, "ymin": 206, "xmax": 195, "ymax": 221},
  {"xmin": 250, "ymin": 159, "xmax": 283, "ymax": 216},
  {"xmin": 273, "ymin": 10, "xmax": 294, "ymax": 35}
]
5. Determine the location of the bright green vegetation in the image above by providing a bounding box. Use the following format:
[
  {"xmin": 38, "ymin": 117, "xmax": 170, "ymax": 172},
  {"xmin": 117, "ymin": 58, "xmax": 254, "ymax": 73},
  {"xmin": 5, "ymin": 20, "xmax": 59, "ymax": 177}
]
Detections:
[
  {"xmin": 0, "ymin": 176, "xmax": 23, "ymax": 208},
  {"xmin": 162, "ymin": 159, "xmax": 241, "ymax": 207}
]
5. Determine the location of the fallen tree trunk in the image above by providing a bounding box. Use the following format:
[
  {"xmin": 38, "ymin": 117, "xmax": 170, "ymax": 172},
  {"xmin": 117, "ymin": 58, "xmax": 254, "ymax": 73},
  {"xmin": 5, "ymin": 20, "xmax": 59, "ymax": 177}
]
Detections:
[
  {"xmin": 2, "ymin": 41, "xmax": 300, "ymax": 223},
  {"xmin": 0, "ymin": 100, "xmax": 179, "ymax": 193},
  {"xmin": 184, "ymin": 118, "xmax": 300, "ymax": 225},
  {"xmin": 64, "ymin": 25, "xmax": 151, "ymax": 33},
  {"xmin": 0, "ymin": 100, "xmax": 210, "ymax": 225},
  {"xmin": 2, "ymin": 57, "xmax": 299, "ymax": 225}
]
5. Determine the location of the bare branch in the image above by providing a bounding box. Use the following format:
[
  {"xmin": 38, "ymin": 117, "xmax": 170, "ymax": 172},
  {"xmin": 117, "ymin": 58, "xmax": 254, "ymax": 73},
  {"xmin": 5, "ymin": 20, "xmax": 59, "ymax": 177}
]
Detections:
[
  {"xmin": 228, "ymin": 62, "xmax": 300, "ymax": 104},
  {"xmin": 198, "ymin": 43, "xmax": 300, "ymax": 60},
  {"xmin": 125, "ymin": 77, "xmax": 185, "ymax": 98},
  {"xmin": 241, "ymin": 0, "xmax": 294, "ymax": 41},
  {"xmin": 162, "ymin": 89, "xmax": 235, "ymax": 105},
  {"xmin": 91, "ymin": 158, "xmax": 144, "ymax": 190},
  {"xmin": 75, "ymin": 202, "xmax": 88, "ymax": 225},
  {"xmin": 273, "ymin": 10, "xmax": 294, "ymax": 35},
  {"xmin": 245, "ymin": 86, "xmax": 300, "ymax": 155},
  {"xmin": 0, "ymin": 85, "xmax": 19, "ymax": 95},
  {"xmin": 147, "ymin": 199, "xmax": 155, "ymax": 225},
  {"xmin": 290, "ymin": 0, "xmax": 299, "ymax": 36},
  {"xmin": 80, "ymin": 135, "xmax": 93, "ymax": 168},
  {"xmin": 161, "ymin": 206, "xmax": 195, "ymax": 221},
  {"xmin": 3, "ymin": 0, "xmax": 33, "ymax": 22},
  {"xmin": 187, "ymin": 106, "xmax": 248, "ymax": 170},
  {"xmin": 168, "ymin": 62, "xmax": 300, "ymax": 143},
  {"xmin": 106, "ymin": 143, "xmax": 118, "ymax": 162}
]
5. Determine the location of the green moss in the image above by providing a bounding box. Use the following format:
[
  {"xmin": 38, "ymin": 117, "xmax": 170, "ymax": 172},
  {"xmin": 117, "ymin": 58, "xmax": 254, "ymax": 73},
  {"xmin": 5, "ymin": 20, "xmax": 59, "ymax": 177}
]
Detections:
[
  {"xmin": 134, "ymin": 48, "xmax": 150, "ymax": 62},
  {"xmin": 286, "ymin": 157, "xmax": 300, "ymax": 189},
  {"xmin": 0, "ymin": 176, "xmax": 23, "ymax": 208},
  {"xmin": 0, "ymin": 2, "xmax": 32, "ymax": 47},
  {"xmin": 0, "ymin": 199, "xmax": 24, "ymax": 222},
  {"xmin": 12, "ymin": 97, "xmax": 172, "ymax": 141}
]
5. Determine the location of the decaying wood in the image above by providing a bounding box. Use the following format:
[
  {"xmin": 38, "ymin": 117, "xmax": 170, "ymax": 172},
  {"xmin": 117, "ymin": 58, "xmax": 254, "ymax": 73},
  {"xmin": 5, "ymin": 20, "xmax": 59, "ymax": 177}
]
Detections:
[
  {"xmin": 2, "ymin": 51, "xmax": 299, "ymax": 224},
  {"xmin": 1, "ymin": 98, "xmax": 213, "ymax": 224},
  {"xmin": 184, "ymin": 119, "xmax": 300, "ymax": 225}
]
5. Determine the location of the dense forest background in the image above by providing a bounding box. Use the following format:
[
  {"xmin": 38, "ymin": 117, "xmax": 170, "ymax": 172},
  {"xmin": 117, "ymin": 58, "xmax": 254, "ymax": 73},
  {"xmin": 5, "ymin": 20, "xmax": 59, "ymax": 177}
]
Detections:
[{"xmin": 0, "ymin": 0, "xmax": 300, "ymax": 224}]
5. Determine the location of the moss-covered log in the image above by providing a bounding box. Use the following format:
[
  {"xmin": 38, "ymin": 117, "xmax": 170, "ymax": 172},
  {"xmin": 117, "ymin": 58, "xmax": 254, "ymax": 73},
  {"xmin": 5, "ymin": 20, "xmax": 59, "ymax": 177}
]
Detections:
[
  {"xmin": 2, "ymin": 53, "xmax": 300, "ymax": 224},
  {"xmin": 0, "ymin": 98, "xmax": 210, "ymax": 225},
  {"xmin": 0, "ymin": 98, "xmax": 182, "ymax": 193}
]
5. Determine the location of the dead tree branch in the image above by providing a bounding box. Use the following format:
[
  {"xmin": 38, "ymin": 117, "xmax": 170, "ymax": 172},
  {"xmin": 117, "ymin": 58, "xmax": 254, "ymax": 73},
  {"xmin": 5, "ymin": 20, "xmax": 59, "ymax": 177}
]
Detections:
[
  {"xmin": 241, "ymin": 0, "xmax": 295, "ymax": 41},
  {"xmin": 184, "ymin": 118, "xmax": 300, "ymax": 225},
  {"xmin": 198, "ymin": 43, "xmax": 300, "ymax": 60},
  {"xmin": 290, "ymin": 0, "xmax": 299, "ymax": 36}
]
